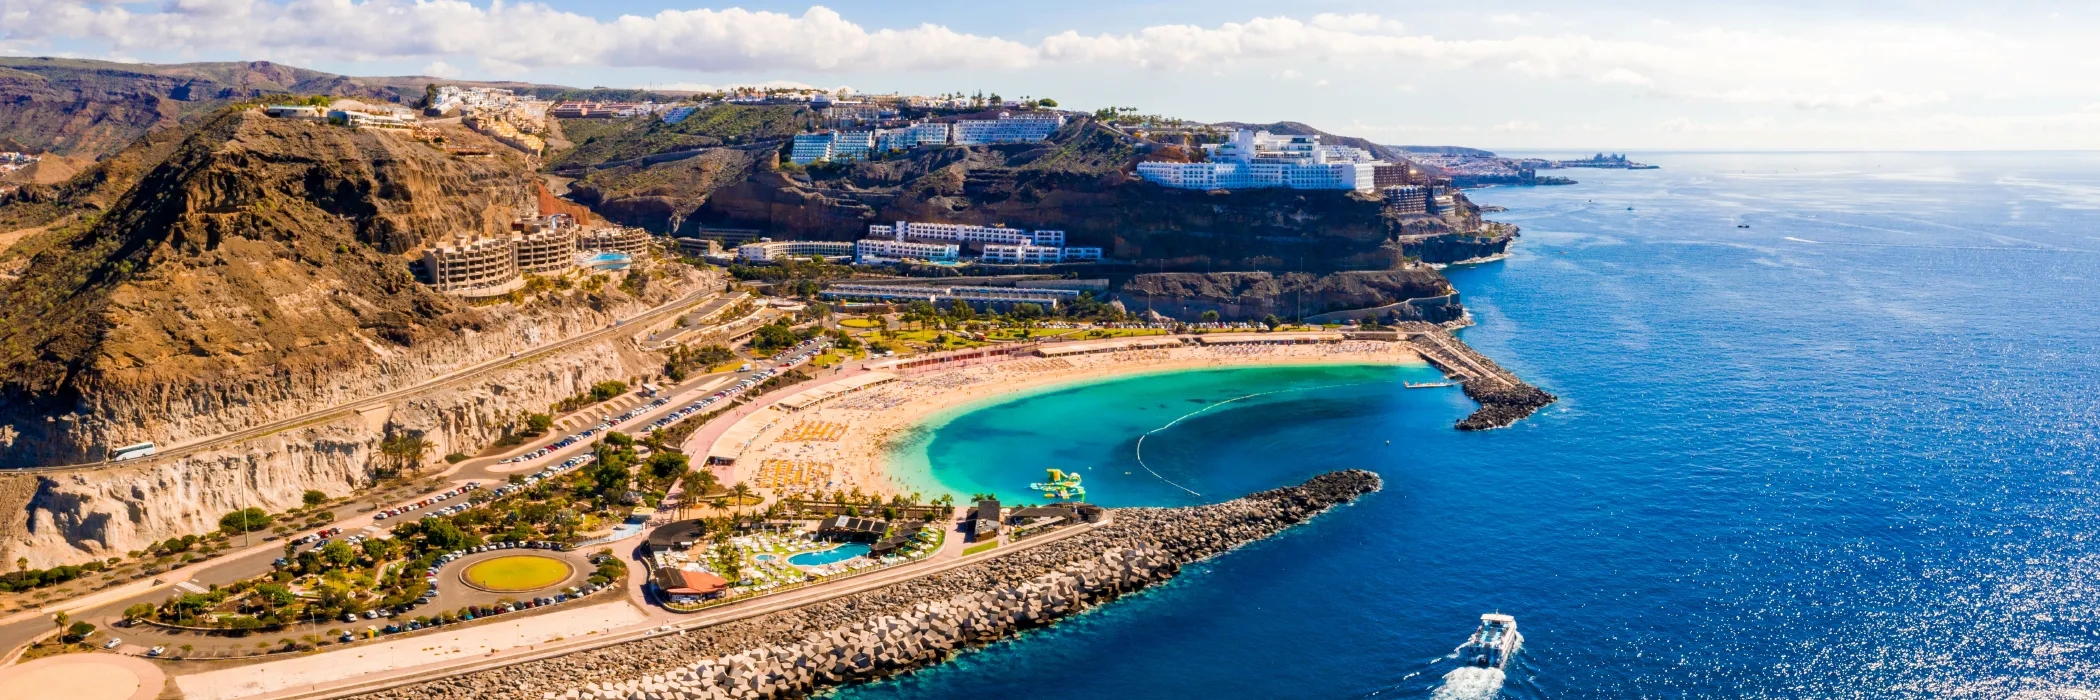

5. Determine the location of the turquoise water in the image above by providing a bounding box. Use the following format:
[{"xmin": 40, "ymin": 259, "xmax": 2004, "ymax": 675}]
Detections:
[
  {"xmin": 581, "ymin": 251, "xmax": 633, "ymax": 270},
  {"xmin": 789, "ymin": 543, "xmax": 871, "ymax": 566},
  {"xmin": 842, "ymin": 152, "xmax": 2100, "ymax": 699}
]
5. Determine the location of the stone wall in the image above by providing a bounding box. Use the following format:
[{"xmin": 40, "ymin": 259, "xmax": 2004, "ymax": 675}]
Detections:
[{"xmin": 360, "ymin": 469, "xmax": 1382, "ymax": 700}]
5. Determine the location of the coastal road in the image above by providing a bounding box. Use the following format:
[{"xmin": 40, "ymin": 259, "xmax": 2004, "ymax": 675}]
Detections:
[{"xmin": 18, "ymin": 285, "xmax": 729, "ymax": 474}]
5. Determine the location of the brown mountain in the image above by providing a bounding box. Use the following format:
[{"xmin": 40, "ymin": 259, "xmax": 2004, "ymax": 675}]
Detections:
[{"xmin": 0, "ymin": 57, "xmax": 565, "ymax": 158}]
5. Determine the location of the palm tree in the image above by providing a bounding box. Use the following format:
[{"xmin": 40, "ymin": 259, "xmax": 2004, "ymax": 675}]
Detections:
[
  {"xmin": 379, "ymin": 432, "xmax": 433, "ymax": 477},
  {"xmin": 730, "ymin": 482, "xmax": 753, "ymax": 514}
]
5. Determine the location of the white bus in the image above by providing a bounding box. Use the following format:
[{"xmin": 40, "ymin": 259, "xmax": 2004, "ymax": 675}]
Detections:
[{"xmin": 111, "ymin": 442, "xmax": 156, "ymax": 461}]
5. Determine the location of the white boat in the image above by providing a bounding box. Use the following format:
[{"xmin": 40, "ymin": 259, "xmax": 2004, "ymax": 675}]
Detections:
[{"xmin": 1460, "ymin": 613, "xmax": 1521, "ymax": 669}]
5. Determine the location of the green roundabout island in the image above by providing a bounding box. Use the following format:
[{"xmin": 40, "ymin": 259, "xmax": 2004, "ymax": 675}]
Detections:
[{"xmin": 460, "ymin": 554, "xmax": 575, "ymax": 593}]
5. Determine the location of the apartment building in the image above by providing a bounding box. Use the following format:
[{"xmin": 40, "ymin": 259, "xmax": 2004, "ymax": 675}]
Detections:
[
  {"xmin": 736, "ymin": 240, "xmax": 855, "ymax": 263},
  {"xmin": 981, "ymin": 243, "xmax": 1066, "ymax": 265},
  {"xmin": 579, "ymin": 226, "xmax": 653, "ymax": 256},
  {"xmin": 1383, "ymin": 185, "xmax": 1430, "ymax": 215},
  {"xmin": 821, "ymin": 284, "xmax": 1080, "ymax": 310},
  {"xmin": 951, "ymin": 112, "xmax": 1066, "ymax": 145},
  {"xmin": 1135, "ymin": 129, "xmax": 1385, "ymax": 192},
  {"xmin": 421, "ymin": 237, "xmax": 521, "ymax": 295},
  {"xmin": 853, "ymin": 238, "xmax": 961, "ymax": 264},
  {"xmin": 514, "ymin": 220, "xmax": 578, "ymax": 274},
  {"xmin": 871, "ymin": 221, "xmax": 1065, "ymax": 247}
]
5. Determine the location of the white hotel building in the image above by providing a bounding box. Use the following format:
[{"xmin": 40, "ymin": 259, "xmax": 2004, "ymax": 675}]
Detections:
[
  {"xmin": 1135, "ymin": 129, "xmax": 1384, "ymax": 192},
  {"xmin": 865, "ymin": 221, "xmax": 1101, "ymax": 265},
  {"xmin": 853, "ymin": 238, "xmax": 961, "ymax": 264},
  {"xmin": 951, "ymin": 112, "xmax": 1065, "ymax": 145}
]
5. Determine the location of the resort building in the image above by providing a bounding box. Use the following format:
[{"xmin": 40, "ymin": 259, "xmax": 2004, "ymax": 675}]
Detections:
[
  {"xmin": 871, "ymin": 221, "xmax": 1066, "ymax": 247},
  {"xmin": 420, "ymin": 236, "xmax": 522, "ymax": 296},
  {"xmin": 1135, "ymin": 129, "xmax": 1386, "ymax": 192},
  {"xmin": 736, "ymin": 240, "xmax": 855, "ymax": 263},
  {"xmin": 818, "ymin": 516, "xmax": 890, "ymax": 542},
  {"xmin": 1383, "ymin": 185, "xmax": 1430, "ymax": 215},
  {"xmin": 951, "ymin": 112, "xmax": 1066, "ymax": 145},
  {"xmin": 853, "ymin": 238, "xmax": 961, "ymax": 264},
  {"xmin": 973, "ymin": 500, "xmax": 1002, "ymax": 538},
  {"xmin": 789, "ymin": 130, "xmax": 877, "ymax": 164},
  {"xmin": 980, "ymin": 244, "xmax": 1102, "ymax": 265},
  {"xmin": 578, "ymin": 226, "xmax": 652, "ymax": 256},
  {"xmin": 328, "ymin": 108, "xmax": 417, "ymax": 130},
  {"xmin": 652, "ymin": 567, "xmax": 730, "ymax": 604},
  {"xmin": 674, "ymin": 237, "xmax": 723, "ymax": 257},
  {"xmin": 263, "ymin": 105, "xmax": 322, "ymax": 120},
  {"xmin": 514, "ymin": 224, "xmax": 577, "ymax": 274},
  {"xmin": 875, "ymin": 122, "xmax": 951, "ymax": 152}
]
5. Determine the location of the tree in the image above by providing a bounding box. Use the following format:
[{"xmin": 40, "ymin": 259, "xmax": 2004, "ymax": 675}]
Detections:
[
  {"xmin": 51, "ymin": 610, "xmax": 68, "ymax": 634},
  {"xmin": 1262, "ymin": 314, "xmax": 1284, "ymax": 330},
  {"xmin": 679, "ymin": 469, "xmax": 718, "ymax": 499},
  {"xmin": 319, "ymin": 540, "xmax": 357, "ymax": 568},
  {"xmin": 302, "ymin": 490, "xmax": 328, "ymax": 507},
  {"xmin": 220, "ymin": 508, "xmax": 273, "ymax": 534},
  {"xmin": 646, "ymin": 452, "xmax": 690, "ymax": 487},
  {"xmin": 65, "ymin": 621, "xmax": 94, "ymax": 642},
  {"xmin": 525, "ymin": 413, "xmax": 554, "ymax": 434},
  {"xmin": 1037, "ymin": 98, "xmax": 1058, "ymax": 108},
  {"xmin": 905, "ymin": 301, "xmax": 938, "ymax": 330},
  {"xmin": 123, "ymin": 603, "xmax": 155, "ymax": 622},
  {"xmin": 730, "ymin": 482, "xmax": 753, "ymax": 512},
  {"xmin": 1200, "ymin": 310, "xmax": 1220, "ymax": 324},
  {"xmin": 379, "ymin": 431, "xmax": 433, "ymax": 477}
]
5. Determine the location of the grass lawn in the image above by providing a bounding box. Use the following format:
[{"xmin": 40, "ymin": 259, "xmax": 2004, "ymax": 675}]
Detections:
[
  {"xmin": 462, "ymin": 555, "xmax": 572, "ymax": 591},
  {"xmin": 836, "ymin": 318, "xmax": 883, "ymax": 329},
  {"xmin": 811, "ymin": 352, "xmax": 843, "ymax": 368},
  {"xmin": 962, "ymin": 540, "xmax": 1001, "ymax": 556}
]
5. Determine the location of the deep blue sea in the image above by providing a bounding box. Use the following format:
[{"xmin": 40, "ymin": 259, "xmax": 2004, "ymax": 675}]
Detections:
[{"xmin": 847, "ymin": 152, "xmax": 2100, "ymax": 699}]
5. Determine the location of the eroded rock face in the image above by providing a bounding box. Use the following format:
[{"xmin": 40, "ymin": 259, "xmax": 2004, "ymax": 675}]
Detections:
[
  {"xmin": 0, "ymin": 331, "xmax": 666, "ymax": 566},
  {"xmin": 0, "ymin": 109, "xmax": 707, "ymax": 467},
  {"xmin": 1119, "ymin": 269, "xmax": 1461, "ymax": 322}
]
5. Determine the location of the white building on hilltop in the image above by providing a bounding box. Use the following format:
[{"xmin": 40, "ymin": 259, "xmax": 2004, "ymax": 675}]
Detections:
[
  {"xmin": 854, "ymin": 238, "xmax": 961, "ymax": 264},
  {"xmin": 1135, "ymin": 129, "xmax": 1385, "ymax": 192},
  {"xmin": 951, "ymin": 112, "xmax": 1065, "ymax": 145},
  {"xmin": 871, "ymin": 221, "xmax": 1064, "ymax": 247}
]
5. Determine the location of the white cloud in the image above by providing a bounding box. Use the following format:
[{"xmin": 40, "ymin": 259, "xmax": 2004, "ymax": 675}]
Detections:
[{"xmin": 421, "ymin": 60, "xmax": 460, "ymax": 78}]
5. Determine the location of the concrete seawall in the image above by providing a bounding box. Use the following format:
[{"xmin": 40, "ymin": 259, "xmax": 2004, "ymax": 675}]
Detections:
[{"xmin": 359, "ymin": 469, "xmax": 1382, "ymax": 700}]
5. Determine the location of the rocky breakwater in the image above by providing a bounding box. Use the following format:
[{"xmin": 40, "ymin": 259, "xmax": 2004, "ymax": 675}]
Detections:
[
  {"xmin": 361, "ymin": 470, "xmax": 1382, "ymax": 700},
  {"xmin": 1456, "ymin": 381, "xmax": 1558, "ymax": 431}
]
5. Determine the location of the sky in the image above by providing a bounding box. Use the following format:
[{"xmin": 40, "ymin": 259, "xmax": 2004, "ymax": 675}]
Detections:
[{"xmin": 4, "ymin": 1, "xmax": 2099, "ymax": 151}]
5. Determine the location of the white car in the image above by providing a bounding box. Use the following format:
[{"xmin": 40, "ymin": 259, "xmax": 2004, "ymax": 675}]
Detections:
[
  {"xmin": 104, "ymin": 638, "xmax": 122, "ymax": 649},
  {"xmin": 147, "ymin": 646, "xmax": 165, "ymax": 657}
]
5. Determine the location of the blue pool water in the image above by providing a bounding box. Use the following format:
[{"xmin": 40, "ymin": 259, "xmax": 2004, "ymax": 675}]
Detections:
[
  {"xmin": 581, "ymin": 251, "xmax": 633, "ymax": 270},
  {"xmin": 850, "ymin": 152, "xmax": 2100, "ymax": 699},
  {"xmin": 789, "ymin": 543, "xmax": 871, "ymax": 567}
]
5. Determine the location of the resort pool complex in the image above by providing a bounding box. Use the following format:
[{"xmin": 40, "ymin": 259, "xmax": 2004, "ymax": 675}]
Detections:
[
  {"xmin": 579, "ymin": 251, "xmax": 633, "ymax": 271},
  {"xmin": 788, "ymin": 544, "xmax": 870, "ymax": 567}
]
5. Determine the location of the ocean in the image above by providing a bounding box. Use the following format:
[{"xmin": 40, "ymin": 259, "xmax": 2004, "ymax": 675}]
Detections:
[{"xmin": 851, "ymin": 151, "xmax": 2100, "ymax": 699}]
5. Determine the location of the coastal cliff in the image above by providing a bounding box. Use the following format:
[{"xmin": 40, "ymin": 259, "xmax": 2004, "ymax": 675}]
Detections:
[
  {"xmin": 0, "ymin": 332, "xmax": 666, "ymax": 567},
  {"xmin": 359, "ymin": 469, "xmax": 1382, "ymax": 700},
  {"xmin": 1118, "ymin": 269, "xmax": 1461, "ymax": 322},
  {"xmin": 562, "ymin": 112, "xmax": 1502, "ymax": 270}
]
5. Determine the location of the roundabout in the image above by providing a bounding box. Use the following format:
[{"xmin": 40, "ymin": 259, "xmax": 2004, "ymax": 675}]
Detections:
[{"xmin": 460, "ymin": 554, "xmax": 574, "ymax": 593}]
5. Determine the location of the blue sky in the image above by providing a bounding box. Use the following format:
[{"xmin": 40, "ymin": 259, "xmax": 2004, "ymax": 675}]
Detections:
[{"xmin": 4, "ymin": 1, "xmax": 2096, "ymax": 151}]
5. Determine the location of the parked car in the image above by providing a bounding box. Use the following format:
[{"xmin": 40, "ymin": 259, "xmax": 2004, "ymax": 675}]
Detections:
[
  {"xmin": 104, "ymin": 638, "xmax": 122, "ymax": 649},
  {"xmin": 147, "ymin": 646, "xmax": 165, "ymax": 657}
]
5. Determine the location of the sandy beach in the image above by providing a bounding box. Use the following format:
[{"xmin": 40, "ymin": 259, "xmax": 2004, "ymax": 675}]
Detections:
[{"xmin": 710, "ymin": 339, "xmax": 1428, "ymax": 500}]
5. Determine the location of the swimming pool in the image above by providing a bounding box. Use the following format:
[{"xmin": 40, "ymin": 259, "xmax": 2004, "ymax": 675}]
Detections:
[
  {"xmin": 788, "ymin": 544, "xmax": 870, "ymax": 567},
  {"xmin": 754, "ymin": 554, "xmax": 779, "ymax": 563},
  {"xmin": 579, "ymin": 251, "xmax": 633, "ymax": 271}
]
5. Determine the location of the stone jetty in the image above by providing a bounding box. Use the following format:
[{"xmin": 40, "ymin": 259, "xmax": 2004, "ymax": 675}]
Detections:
[{"xmin": 360, "ymin": 469, "xmax": 1381, "ymax": 700}]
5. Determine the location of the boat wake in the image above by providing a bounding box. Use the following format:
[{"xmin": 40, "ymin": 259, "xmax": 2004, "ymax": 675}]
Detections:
[
  {"xmin": 1132, "ymin": 381, "xmax": 1374, "ymax": 498},
  {"xmin": 1428, "ymin": 666, "xmax": 1506, "ymax": 700}
]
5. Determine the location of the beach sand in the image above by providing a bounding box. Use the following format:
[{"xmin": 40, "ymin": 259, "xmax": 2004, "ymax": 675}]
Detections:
[{"xmin": 714, "ymin": 341, "xmax": 1427, "ymax": 500}]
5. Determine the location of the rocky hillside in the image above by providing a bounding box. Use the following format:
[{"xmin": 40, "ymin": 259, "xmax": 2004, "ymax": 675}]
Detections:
[
  {"xmin": 564, "ymin": 110, "xmax": 1497, "ymax": 272},
  {"xmin": 0, "ymin": 107, "xmax": 695, "ymax": 467},
  {"xmin": 1119, "ymin": 269, "xmax": 1459, "ymax": 322},
  {"xmin": 0, "ymin": 58, "xmax": 564, "ymax": 159}
]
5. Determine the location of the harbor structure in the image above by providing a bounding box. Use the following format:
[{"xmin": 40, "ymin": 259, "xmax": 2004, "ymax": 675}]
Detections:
[{"xmin": 1135, "ymin": 129, "xmax": 1386, "ymax": 192}]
